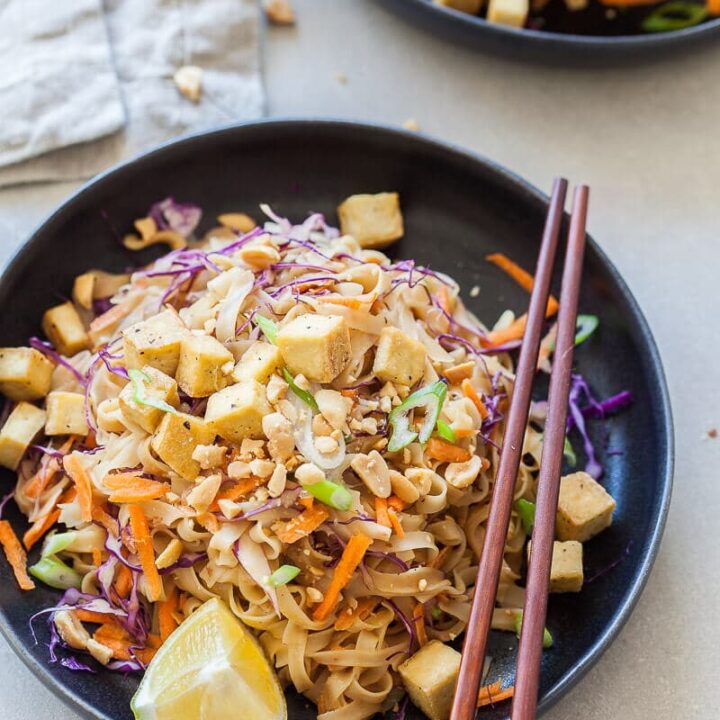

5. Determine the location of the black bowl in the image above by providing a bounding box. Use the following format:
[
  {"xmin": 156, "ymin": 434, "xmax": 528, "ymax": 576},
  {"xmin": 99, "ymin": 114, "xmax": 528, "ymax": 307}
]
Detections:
[
  {"xmin": 0, "ymin": 119, "xmax": 673, "ymax": 720},
  {"xmin": 383, "ymin": 0, "xmax": 720, "ymax": 60}
]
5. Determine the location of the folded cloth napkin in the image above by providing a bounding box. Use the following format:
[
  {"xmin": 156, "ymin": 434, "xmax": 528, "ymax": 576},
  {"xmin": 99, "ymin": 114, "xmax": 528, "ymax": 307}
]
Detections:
[{"xmin": 0, "ymin": 0, "xmax": 264, "ymax": 188}]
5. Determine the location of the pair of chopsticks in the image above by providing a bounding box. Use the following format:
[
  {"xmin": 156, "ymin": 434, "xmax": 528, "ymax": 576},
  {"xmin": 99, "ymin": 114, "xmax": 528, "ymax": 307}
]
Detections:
[{"xmin": 449, "ymin": 178, "xmax": 589, "ymax": 720}]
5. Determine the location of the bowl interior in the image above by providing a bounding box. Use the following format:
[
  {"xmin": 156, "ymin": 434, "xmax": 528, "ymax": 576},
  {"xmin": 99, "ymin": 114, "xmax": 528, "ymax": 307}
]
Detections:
[{"xmin": 0, "ymin": 120, "xmax": 672, "ymax": 720}]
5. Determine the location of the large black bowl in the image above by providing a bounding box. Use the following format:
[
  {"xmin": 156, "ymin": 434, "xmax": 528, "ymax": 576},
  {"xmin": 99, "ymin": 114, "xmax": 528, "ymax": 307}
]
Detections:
[
  {"xmin": 0, "ymin": 119, "xmax": 672, "ymax": 720},
  {"xmin": 383, "ymin": 0, "xmax": 720, "ymax": 59}
]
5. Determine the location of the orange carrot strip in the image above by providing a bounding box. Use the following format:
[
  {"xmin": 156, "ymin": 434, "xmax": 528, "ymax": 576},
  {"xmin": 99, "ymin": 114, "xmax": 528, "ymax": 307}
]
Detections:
[
  {"xmin": 461, "ymin": 379, "xmax": 489, "ymax": 420},
  {"xmin": 443, "ymin": 362, "xmax": 475, "ymax": 384},
  {"xmin": 92, "ymin": 548, "xmax": 103, "ymax": 568},
  {"xmin": 313, "ymin": 533, "xmax": 373, "ymax": 622},
  {"xmin": 276, "ymin": 505, "xmax": 329, "ymax": 545},
  {"xmin": 429, "ymin": 545, "xmax": 450, "ymax": 569},
  {"xmin": 484, "ymin": 314, "xmax": 527, "ymax": 348},
  {"xmin": 710, "ymin": 0, "xmax": 720, "ymax": 14},
  {"xmin": 486, "ymin": 253, "xmax": 558, "ymax": 316},
  {"xmin": 22, "ymin": 508, "xmax": 60, "ymax": 551},
  {"xmin": 92, "ymin": 504, "xmax": 118, "ymax": 535},
  {"xmin": 426, "ymin": 437, "xmax": 471, "ymax": 463},
  {"xmin": 0, "ymin": 521, "xmax": 35, "ymax": 590},
  {"xmin": 387, "ymin": 495, "xmax": 406, "ymax": 512},
  {"xmin": 25, "ymin": 436, "xmax": 75, "ymax": 499},
  {"xmin": 158, "ymin": 586, "xmax": 178, "ymax": 642},
  {"xmin": 374, "ymin": 497, "xmax": 391, "ymax": 529},
  {"xmin": 75, "ymin": 608, "xmax": 116, "ymax": 625},
  {"xmin": 321, "ymin": 292, "xmax": 377, "ymax": 309},
  {"xmin": 454, "ymin": 428, "xmax": 477, "ymax": 439},
  {"xmin": 297, "ymin": 495, "xmax": 315, "ymax": 510},
  {"xmin": 105, "ymin": 475, "xmax": 169, "ymax": 504},
  {"xmin": 387, "ymin": 507, "xmax": 405, "ymax": 538},
  {"xmin": 340, "ymin": 388, "xmax": 358, "ymax": 400},
  {"xmin": 62, "ymin": 454, "xmax": 94, "ymax": 522},
  {"xmin": 88, "ymin": 303, "xmax": 130, "ymax": 338},
  {"xmin": 128, "ymin": 504, "xmax": 162, "ymax": 602},
  {"xmin": 93, "ymin": 624, "xmax": 158, "ymax": 664},
  {"xmin": 413, "ymin": 603, "xmax": 428, "ymax": 646},
  {"xmin": 436, "ymin": 285, "xmax": 452, "ymax": 314},
  {"xmin": 114, "ymin": 563, "xmax": 133, "ymax": 599},
  {"xmin": 210, "ymin": 476, "xmax": 262, "ymax": 511},
  {"xmin": 477, "ymin": 682, "xmax": 515, "ymax": 708},
  {"xmin": 333, "ymin": 598, "xmax": 377, "ymax": 631}
]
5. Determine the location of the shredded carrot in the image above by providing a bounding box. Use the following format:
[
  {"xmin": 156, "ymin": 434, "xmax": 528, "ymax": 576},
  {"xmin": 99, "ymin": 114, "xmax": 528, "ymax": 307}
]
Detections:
[
  {"xmin": 75, "ymin": 608, "xmax": 117, "ymax": 625},
  {"xmin": 92, "ymin": 548, "xmax": 103, "ymax": 568},
  {"xmin": 0, "ymin": 521, "xmax": 35, "ymax": 590},
  {"xmin": 426, "ymin": 437, "xmax": 471, "ymax": 463},
  {"xmin": 62, "ymin": 454, "xmax": 94, "ymax": 522},
  {"xmin": 114, "ymin": 563, "xmax": 133, "ymax": 599},
  {"xmin": 276, "ymin": 505, "xmax": 329, "ymax": 545},
  {"xmin": 340, "ymin": 388, "xmax": 358, "ymax": 400},
  {"xmin": 333, "ymin": 598, "xmax": 377, "ymax": 631},
  {"xmin": 321, "ymin": 292, "xmax": 377, "ymax": 309},
  {"xmin": 484, "ymin": 314, "xmax": 527, "ymax": 348},
  {"xmin": 436, "ymin": 285, "xmax": 452, "ymax": 314},
  {"xmin": 298, "ymin": 495, "xmax": 314, "ymax": 510},
  {"xmin": 387, "ymin": 507, "xmax": 405, "ymax": 538},
  {"xmin": 313, "ymin": 533, "xmax": 373, "ymax": 622},
  {"xmin": 196, "ymin": 511, "xmax": 220, "ymax": 533},
  {"xmin": 413, "ymin": 603, "xmax": 428, "ymax": 646},
  {"xmin": 94, "ymin": 623, "xmax": 160, "ymax": 664},
  {"xmin": 92, "ymin": 504, "xmax": 118, "ymax": 535},
  {"xmin": 387, "ymin": 495, "xmax": 406, "ymax": 512},
  {"xmin": 486, "ymin": 253, "xmax": 558, "ymax": 316},
  {"xmin": 22, "ymin": 508, "xmax": 60, "ymax": 551},
  {"xmin": 461, "ymin": 379, "xmax": 489, "ymax": 420},
  {"xmin": 477, "ymin": 681, "xmax": 515, "ymax": 707},
  {"xmin": 105, "ymin": 473, "xmax": 169, "ymax": 503},
  {"xmin": 158, "ymin": 586, "xmax": 178, "ymax": 642},
  {"xmin": 443, "ymin": 362, "xmax": 475, "ymax": 384},
  {"xmin": 709, "ymin": 0, "xmax": 720, "ymax": 14},
  {"xmin": 210, "ymin": 476, "xmax": 262, "ymax": 511},
  {"xmin": 25, "ymin": 437, "xmax": 75, "ymax": 499},
  {"xmin": 88, "ymin": 303, "xmax": 130, "ymax": 339},
  {"xmin": 429, "ymin": 545, "xmax": 450, "ymax": 569},
  {"xmin": 84, "ymin": 431, "xmax": 98, "ymax": 450},
  {"xmin": 374, "ymin": 497, "xmax": 391, "ymax": 529},
  {"xmin": 127, "ymin": 504, "xmax": 162, "ymax": 602},
  {"xmin": 537, "ymin": 322, "xmax": 558, "ymax": 371},
  {"xmin": 454, "ymin": 428, "xmax": 477, "ymax": 439}
]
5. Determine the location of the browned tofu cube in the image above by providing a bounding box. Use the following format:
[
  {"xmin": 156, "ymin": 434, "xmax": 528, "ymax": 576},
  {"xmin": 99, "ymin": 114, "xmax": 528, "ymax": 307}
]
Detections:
[
  {"xmin": 205, "ymin": 381, "xmax": 271, "ymax": 443},
  {"xmin": 398, "ymin": 640, "xmax": 461, "ymax": 720},
  {"xmin": 337, "ymin": 192, "xmax": 404, "ymax": 249},
  {"xmin": 276, "ymin": 314, "xmax": 351, "ymax": 383},
  {"xmin": 122, "ymin": 310, "xmax": 188, "ymax": 376},
  {"xmin": 0, "ymin": 347, "xmax": 54, "ymax": 401},
  {"xmin": 529, "ymin": 540, "xmax": 584, "ymax": 593},
  {"xmin": 175, "ymin": 334, "xmax": 234, "ymax": 398},
  {"xmin": 0, "ymin": 402, "xmax": 46, "ymax": 470},
  {"xmin": 556, "ymin": 471, "xmax": 616, "ymax": 542},
  {"xmin": 373, "ymin": 327, "xmax": 426, "ymax": 386},
  {"xmin": 41, "ymin": 302, "xmax": 89, "ymax": 357},
  {"xmin": 232, "ymin": 341, "xmax": 282, "ymax": 384},
  {"xmin": 45, "ymin": 392, "xmax": 88, "ymax": 436},
  {"xmin": 150, "ymin": 412, "xmax": 216, "ymax": 481},
  {"xmin": 118, "ymin": 366, "xmax": 180, "ymax": 433}
]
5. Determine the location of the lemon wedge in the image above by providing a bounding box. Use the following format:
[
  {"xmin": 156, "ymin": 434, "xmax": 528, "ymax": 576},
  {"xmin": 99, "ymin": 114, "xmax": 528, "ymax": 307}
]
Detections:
[{"xmin": 131, "ymin": 597, "xmax": 286, "ymax": 720}]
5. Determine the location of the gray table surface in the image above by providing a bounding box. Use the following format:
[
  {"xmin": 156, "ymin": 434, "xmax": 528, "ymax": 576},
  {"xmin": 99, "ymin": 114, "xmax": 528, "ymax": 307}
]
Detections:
[{"xmin": 1, "ymin": 1, "xmax": 718, "ymax": 718}]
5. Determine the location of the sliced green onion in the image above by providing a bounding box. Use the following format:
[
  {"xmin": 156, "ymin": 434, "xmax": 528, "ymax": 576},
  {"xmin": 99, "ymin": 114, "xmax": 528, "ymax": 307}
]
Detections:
[
  {"xmin": 128, "ymin": 369, "xmax": 178, "ymax": 415},
  {"xmin": 514, "ymin": 611, "xmax": 553, "ymax": 649},
  {"xmin": 29, "ymin": 556, "xmax": 82, "ymax": 590},
  {"xmin": 282, "ymin": 367, "xmax": 319, "ymax": 412},
  {"xmin": 516, "ymin": 498, "xmax": 536, "ymax": 534},
  {"xmin": 642, "ymin": 1, "xmax": 708, "ymax": 32},
  {"xmin": 40, "ymin": 530, "xmax": 76, "ymax": 559},
  {"xmin": 256, "ymin": 315, "xmax": 279, "ymax": 345},
  {"xmin": 574, "ymin": 314, "xmax": 599, "ymax": 346},
  {"xmin": 304, "ymin": 479, "xmax": 353, "ymax": 511},
  {"xmin": 436, "ymin": 419, "xmax": 457, "ymax": 444},
  {"xmin": 430, "ymin": 606, "xmax": 444, "ymax": 621},
  {"xmin": 563, "ymin": 437, "xmax": 577, "ymax": 468},
  {"xmin": 268, "ymin": 564, "xmax": 301, "ymax": 587},
  {"xmin": 387, "ymin": 380, "xmax": 448, "ymax": 453}
]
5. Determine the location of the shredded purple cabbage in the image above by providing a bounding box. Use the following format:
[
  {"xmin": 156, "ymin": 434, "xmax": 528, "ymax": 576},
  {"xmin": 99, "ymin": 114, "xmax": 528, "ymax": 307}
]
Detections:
[
  {"xmin": 148, "ymin": 197, "xmax": 202, "ymax": 238},
  {"xmin": 60, "ymin": 656, "xmax": 96, "ymax": 673},
  {"xmin": 384, "ymin": 599, "xmax": 416, "ymax": 654},
  {"xmin": 365, "ymin": 550, "xmax": 410, "ymax": 572},
  {"xmin": 391, "ymin": 695, "xmax": 410, "ymax": 720},
  {"xmin": 268, "ymin": 274, "xmax": 337, "ymax": 297},
  {"xmin": 29, "ymin": 337, "xmax": 87, "ymax": 386},
  {"xmin": 31, "ymin": 444, "xmax": 66, "ymax": 459},
  {"xmin": 0, "ymin": 490, "xmax": 15, "ymax": 520},
  {"xmin": 585, "ymin": 542, "xmax": 632, "ymax": 584},
  {"xmin": 92, "ymin": 298, "xmax": 114, "ymax": 316},
  {"xmin": 159, "ymin": 552, "xmax": 208, "ymax": 575},
  {"xmin": 97, "ymin": 346, "xmax": 129, "ymax": 380}
]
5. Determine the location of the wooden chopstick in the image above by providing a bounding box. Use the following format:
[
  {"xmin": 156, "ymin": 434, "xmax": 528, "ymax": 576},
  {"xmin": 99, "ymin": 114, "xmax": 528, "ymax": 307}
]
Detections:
[
  {"xmin": 449, "ymin": 177, "xmax": 568, "ymax": 720},
  {"xmin": 511, "ymin": 185, "xmax": 590, "ymax": 720}
]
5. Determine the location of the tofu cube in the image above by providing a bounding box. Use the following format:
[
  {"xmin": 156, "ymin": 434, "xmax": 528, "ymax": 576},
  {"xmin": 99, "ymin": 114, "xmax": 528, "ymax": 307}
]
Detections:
[
  {"xmin": 487, "ymin": 0, "xmax": 529, "ymax": 27},
  {"xmin": 529, "ymin": 540, "xmax": 584, "ymax": 593},
  {"xmin": 398, "ymin": 640, "xmax": 461, "ymax": 720},
  {"xmin": 276, "ymin": 314, "xmax": 351, "ymax": 383},
  {"xmin": 337, "ymin": 192, "xmax": 404, "ymax": 249},
  {"xmin": 118, "ymin": 366, "xmax": 180, "ymax": 433},
  {"xmin": 204, "ymin": 381, "xmax": 271, "ymax": 443},
  {"xmin": 122, "ymin": 310, "xmax": 188, "ymax": 376},
  {"xmin": 72, "ymin": 273, "xmax": 95, "ymax": 310},
  {"xmin": 433, "ymin": 0, "xmax": 483, "ymax": 13},
  {"xmin": 45, "ymin": 392, "xmax": 89, "ymax": 436},
  {"xmin": 150, "ymin": 412, "xmax": 216, "ymax": 481},
  {"xmin": 175, "ymin": 334, "xmax": 234, "ymax": 398},
  {"xmin": 41, "ymin": 302, "xmax": 89, "ymax": 357},
  {"xmin": 556, "ymin": 471, "xmax": 616, "ymax": 542},
  {"xmin": 373, "ymin": 327, "xmax": 427, "ymax": 386},
  {"xmin": 232, "ymin": 341, "xmax": 282, "ymax": 384},
  {"xmin": 0, "ymin": 347, "xmax": 54, "ymax": 401},
  {"xmin": 0, "ymin": 402, "xmax": 47, "ymax": 470}
]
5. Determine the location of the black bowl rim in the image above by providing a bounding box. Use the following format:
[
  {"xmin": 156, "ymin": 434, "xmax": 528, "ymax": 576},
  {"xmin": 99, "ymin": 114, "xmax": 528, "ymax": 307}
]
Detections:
[
  {"xmin": 402, "ymin": 0, "xmax": 720, "ymax": 50},
  {"xmin": 0, "ymin": 117, "xmax": 674, "ymax": 720}
]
